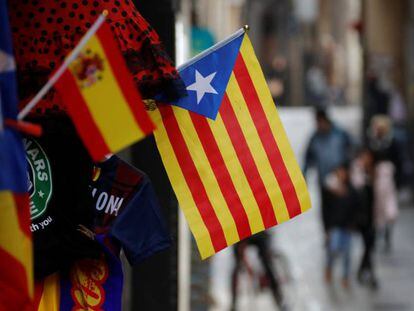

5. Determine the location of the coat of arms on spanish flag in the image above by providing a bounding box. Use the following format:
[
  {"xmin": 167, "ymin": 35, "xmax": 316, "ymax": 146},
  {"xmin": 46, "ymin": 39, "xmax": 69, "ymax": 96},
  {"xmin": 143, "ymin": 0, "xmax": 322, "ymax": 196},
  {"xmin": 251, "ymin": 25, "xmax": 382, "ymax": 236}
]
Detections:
[
  {"xmin": 54, "ymin": 16, "xmax": 155, "ymax": 161},
  {"xmin": 154, "ymin": 29, "xmax": 311, "ymax": 259}
]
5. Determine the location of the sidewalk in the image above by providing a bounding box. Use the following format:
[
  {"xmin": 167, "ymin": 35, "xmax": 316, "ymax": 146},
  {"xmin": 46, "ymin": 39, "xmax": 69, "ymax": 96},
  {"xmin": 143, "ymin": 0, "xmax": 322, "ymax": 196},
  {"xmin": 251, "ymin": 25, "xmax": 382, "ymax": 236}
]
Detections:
[
  {"xmin": 209, "ymin": 107, "xmax": 414, "ymax": 311},
  {"xmin": 273, "ymin": 176, "xmax": 414, "ymax": 311},
  {"xmin": 209, "ymin": 174, "xmax": 414, "ymax": 311}
]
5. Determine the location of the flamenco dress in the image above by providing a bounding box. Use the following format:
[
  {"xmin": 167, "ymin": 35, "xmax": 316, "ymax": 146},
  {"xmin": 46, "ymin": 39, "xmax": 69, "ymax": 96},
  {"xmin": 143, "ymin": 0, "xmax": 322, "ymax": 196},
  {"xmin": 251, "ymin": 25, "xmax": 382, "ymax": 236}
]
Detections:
[{"xmin": 8, "ymin": 0, "xmax": 186, "ymax": 114}]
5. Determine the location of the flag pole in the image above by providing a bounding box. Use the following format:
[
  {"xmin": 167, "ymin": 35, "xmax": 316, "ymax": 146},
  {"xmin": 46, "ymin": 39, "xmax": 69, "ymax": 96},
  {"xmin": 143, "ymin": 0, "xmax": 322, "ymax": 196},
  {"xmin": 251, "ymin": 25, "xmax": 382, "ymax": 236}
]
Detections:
[{"xmin": 17, "ymin": 11, "xmax": 108, "ymax": 120}]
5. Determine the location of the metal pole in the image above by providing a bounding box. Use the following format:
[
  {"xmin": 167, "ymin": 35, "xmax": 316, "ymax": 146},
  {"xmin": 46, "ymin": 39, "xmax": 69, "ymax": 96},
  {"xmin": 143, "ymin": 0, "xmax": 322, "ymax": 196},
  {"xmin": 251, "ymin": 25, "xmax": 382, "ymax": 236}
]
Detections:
[
  {"xmin": 175, "ymin": 0, "xmax": 192, "ymax": 310},
  {"xmin": 130, "ymin": 1, "xmax": 179, "ymax": 310}
]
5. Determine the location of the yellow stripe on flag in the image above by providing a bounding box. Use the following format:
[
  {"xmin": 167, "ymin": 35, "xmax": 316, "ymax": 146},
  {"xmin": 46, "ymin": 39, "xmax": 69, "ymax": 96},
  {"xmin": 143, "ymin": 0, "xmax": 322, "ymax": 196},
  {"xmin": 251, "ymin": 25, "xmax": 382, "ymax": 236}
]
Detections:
[
  {"xmin": 153, "ymin": 109, "xmax": 215, "ymax": 258},
  {"xmin": 72, "ymin": 35, "xmax": 145, "ymax": 152},
  {"xmin": 226, "ymin": 74, "xmax": 290, "ymax": 223},
  {"xmin": 0, "ymin": 191, "xmax": 33, "ymax": 297},
  {"xmin": 176, "ymin": 109, "xmax": 240, "ymax": 246},
  {"xmin": 37, "ymin": 273, "xmax": 60, "ymax": 311},
  {"xmin": 209, "ymin": 114, "xmax": 265, "ymax": 234},
  {"xmin": 239, "ymin": 37, "xmax": 311, "ymax": 212}
]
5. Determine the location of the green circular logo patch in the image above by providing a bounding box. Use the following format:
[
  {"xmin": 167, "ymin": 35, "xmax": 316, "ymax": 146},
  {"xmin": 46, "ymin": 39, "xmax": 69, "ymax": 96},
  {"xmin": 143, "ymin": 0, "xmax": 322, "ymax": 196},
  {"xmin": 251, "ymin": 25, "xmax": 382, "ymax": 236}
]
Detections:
[{"xmin": 24, "ymin": 138, "xmax": 53, "ymax": 220}]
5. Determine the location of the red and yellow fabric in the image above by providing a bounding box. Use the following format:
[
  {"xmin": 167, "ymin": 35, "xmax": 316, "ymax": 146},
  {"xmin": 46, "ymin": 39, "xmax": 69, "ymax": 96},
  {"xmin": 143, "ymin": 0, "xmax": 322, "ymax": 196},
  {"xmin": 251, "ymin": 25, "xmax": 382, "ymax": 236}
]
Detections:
[
  {"xmin": 154, "ymin": 34, "xmax": 311, "ymax": 258},
  {"xmin": 0, "ymin": 192, "xmax": 33, "ymax": 310},
  {"xmin": 54, "ymin": 22, "xmax": 155, "ymax": 162},
  {"xmin": 33, "ymin": 274, "xmax": 60, "ymax": 311},
  {"xmin": 32, "ymin": 258, "xmax": 111, "ymax": 311}
]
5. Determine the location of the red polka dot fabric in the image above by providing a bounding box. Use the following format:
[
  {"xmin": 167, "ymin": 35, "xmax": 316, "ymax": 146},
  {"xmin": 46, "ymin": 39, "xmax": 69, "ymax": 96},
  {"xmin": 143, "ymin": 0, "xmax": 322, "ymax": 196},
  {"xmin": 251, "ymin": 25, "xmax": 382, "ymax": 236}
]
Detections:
[{"xmin": 8, "ymin": 0, "xmax": 185, "ymax": 114}]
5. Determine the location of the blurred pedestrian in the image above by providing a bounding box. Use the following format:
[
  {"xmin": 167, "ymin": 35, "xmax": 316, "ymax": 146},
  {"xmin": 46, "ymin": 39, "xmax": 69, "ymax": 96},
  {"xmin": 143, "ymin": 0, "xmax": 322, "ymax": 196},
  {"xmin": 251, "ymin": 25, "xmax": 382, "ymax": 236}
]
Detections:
[
  {"xmin": 374, "ymin": 162, "xmax": 399, "ymax": 252},
  {"xmin": 351, "ymin": 149, "xmax": 379, "ymax": 289},
  {"xmin": 306, "ymin": 64, "xmax": 328, "ymax": 107},
  {"xmin": 266, "ymin": 56, "xmax": 289, "ymax": 106},
  {"xmin": 366, "ymin": 75, "xmax": 390, "ymax": 117},
  {"xmin": 324, "ymin": 164, "xmax": 358, "ymax": 288},
  {"xmin": 368, "ymin": 115, "xmax": 402, "ymax": 184},
  {"xmin": 304, "ymin": 109, "xmax": 353, "ymax": 234},
  {"xmin": 368, "ymin": 115, "xmax": 401, "ymax": 251},
  {"xmin": 231, "ymin": 232, "xmax": 286, "ymax": 311}
]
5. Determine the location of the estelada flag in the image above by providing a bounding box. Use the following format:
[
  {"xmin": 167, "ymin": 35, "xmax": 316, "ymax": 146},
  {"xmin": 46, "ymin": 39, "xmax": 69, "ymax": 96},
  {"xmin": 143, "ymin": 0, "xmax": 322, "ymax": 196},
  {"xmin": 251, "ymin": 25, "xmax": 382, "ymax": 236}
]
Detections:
[
  {"xmin": 0, "ymin": 2, "xmax": 33, "ymax": 309},
  {"xmin": 54, "ymin": 17, "xmax": 155, "ymax": 161},
  {"xmin": 153, "ymin": 29, "xmax": 311, "ymax": 259}
]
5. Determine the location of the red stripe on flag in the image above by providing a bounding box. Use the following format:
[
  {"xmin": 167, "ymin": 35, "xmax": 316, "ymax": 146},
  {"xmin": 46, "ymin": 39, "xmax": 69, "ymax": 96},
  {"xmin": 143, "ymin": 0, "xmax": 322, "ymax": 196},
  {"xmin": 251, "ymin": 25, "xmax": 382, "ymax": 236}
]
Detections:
[
  {"xmin": 220, "ymin": 95, "xmax": 277, "ymax": 228},
  {"xmin": 56, "ymin": 70, "xmax": 111, "ymax": 161},
  {"xmin": 190, "ymin": 113, "xmax": 252, "ymax": 240},
  {"xmin": 160, "ymin": 106, "xmax": 227, "ymax": 252},
  {"xmin": 33, "ymin": 281, "xmax": 45, "ymax": 311},
  {"xmin": 0, "ymin": 248, "xmax": 32, "ymax": 311},
  {"xmin": 13, "ymin": 193, "xmax": 31, "ymax": 238},
  {"xmin": 97, "ymin": 24, "xmax": 155, "ymax": 134},
  {"xmin": 234, "ymin": 54, "xmax": 302, "ymax": 218}
]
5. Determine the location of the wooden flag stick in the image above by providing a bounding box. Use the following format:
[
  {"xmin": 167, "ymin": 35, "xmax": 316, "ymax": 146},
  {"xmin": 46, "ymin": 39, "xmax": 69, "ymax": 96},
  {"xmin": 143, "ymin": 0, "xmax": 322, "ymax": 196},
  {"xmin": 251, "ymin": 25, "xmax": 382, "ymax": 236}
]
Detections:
[{"xmin": 17, "ymin": 11, "xmax": 108, "ymax": 120}]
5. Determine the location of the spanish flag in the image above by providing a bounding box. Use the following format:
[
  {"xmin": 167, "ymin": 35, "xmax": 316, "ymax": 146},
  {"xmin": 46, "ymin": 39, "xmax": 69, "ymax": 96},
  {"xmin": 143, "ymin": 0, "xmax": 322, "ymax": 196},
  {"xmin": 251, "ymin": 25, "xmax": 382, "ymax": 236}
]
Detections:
[
  {"xmin": 154, "ymin": 30, "xmax": 311, "ymax": 258},
  {"xmin": 54, "ymin": 17, "xmax": 155, "ymax": 161}
]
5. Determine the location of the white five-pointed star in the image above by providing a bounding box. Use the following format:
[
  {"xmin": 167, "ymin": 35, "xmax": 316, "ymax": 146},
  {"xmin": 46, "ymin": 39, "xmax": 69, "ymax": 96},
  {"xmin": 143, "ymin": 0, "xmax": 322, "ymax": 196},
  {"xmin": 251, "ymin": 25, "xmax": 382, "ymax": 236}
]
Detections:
[
  {"xmin": 38, "ymin": 190, "xmax": 45, "ymax": 198},
  {"xmin": 186, "ymin": 70, "xmax": 218, "ymax": 104}
]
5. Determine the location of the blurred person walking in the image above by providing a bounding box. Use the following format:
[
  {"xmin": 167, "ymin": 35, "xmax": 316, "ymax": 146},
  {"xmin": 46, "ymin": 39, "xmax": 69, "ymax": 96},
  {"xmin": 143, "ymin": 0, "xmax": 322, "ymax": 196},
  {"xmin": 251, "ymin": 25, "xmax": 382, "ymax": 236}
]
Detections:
[
  {"xmin": 324, "ymin": 164, "xmax": 358, "ymax": 288},
  {"xmin": 304, "ymin": 109, "xmax": 353, "ymax": 234},
  {"xmin": 366, "ymin": 75, "xmax": 390, "ymax": 117},
  {"xmin": 374, "ymin": 162, "xmax": 398, "ymax": 252},
  {"xmin": 230, "ymin": 232, "xmax": 286, "ymax": 311},
  {"xmin": 368, "ymin": 115, "xmax": 401, "ymax": 252},
  {"xmin": 351, "ymin": 149, "xmax": 379, "ymax": 289}
]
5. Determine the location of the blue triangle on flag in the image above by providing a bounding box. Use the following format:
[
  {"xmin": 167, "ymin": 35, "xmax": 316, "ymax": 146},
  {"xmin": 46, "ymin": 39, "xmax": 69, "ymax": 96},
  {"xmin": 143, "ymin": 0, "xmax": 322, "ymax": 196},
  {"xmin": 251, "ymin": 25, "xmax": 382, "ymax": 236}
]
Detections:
[{"xmin": 172, "ymin": 32, "xmax": 244, "ymax": 120}]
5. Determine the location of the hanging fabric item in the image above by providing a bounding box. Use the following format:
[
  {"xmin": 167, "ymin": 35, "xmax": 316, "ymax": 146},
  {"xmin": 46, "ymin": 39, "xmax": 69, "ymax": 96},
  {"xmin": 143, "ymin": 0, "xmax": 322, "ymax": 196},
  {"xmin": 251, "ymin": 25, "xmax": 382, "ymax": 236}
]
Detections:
[
  {"xmin": 32, "ymin": 155, "xmax": 171, "ymax": 310},
  {"xmin": 90, "ymin": 155, "xmax": 171, "ymax": 265},
  {"xmin": 8, "ymin": 0, "xmax": 186, "ymax": 114},
  {"xmin": 25, "ymin": 115, "xmax": 102, "ymax": 280},
  {"xmin": 61, "ymin": 156, "xmax": 171, "ymax": 311},
  {"xmin": 0, "ymin": 2, "xmax": 33, "ymax": 309}
]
